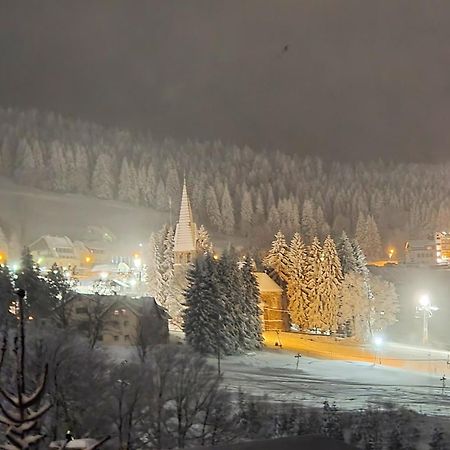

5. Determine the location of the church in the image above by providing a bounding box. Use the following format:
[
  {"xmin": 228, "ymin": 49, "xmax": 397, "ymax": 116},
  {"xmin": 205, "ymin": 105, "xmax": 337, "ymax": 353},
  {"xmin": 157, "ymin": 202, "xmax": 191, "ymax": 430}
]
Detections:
[{"xmin": 172, "ymin": 180, "xmax": 288, "ymax": 332}]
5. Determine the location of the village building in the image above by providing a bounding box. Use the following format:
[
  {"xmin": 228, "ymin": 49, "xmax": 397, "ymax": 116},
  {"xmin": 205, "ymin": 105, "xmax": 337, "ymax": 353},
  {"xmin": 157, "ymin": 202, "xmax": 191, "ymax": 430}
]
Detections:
[
  {"xmin": 173, "ymin": 180, "xmax": 198, "ymax": 267},
  {"xmin": 254, "ymin": 272, "xmax": 289, "ymax": 331},
  {"xmin": 60, "ymin": 294, "xmax": 169, "ymax": 346},
  {"xmin": 29, "ymin": 235, "xmax": 80, "ymax": 269}
]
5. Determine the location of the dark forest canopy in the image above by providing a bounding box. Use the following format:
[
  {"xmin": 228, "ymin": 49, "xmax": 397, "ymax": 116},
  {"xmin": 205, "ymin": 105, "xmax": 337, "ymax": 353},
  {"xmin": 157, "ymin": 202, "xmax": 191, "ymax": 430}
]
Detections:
[
  {"xmin": 1, "ymin": 1, "xmax": 450, "ymax": 162},
  {"xmin": 0, "ymin": 107, "xmax": 449, "ymax": 255}
]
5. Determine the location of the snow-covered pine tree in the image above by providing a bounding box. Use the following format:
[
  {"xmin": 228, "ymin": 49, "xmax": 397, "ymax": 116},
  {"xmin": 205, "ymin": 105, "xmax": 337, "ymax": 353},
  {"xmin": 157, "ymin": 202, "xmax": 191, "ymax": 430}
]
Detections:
[
  {"xmin": 73, "ymin": 144, "xmax": 90, "ymax": 194},
  {"xmin": 301, "ymin": 199, "xmax": 317, "ymax": 244},
  {"xmin": 196, "ymin": 224, "xmax": 213, "ymax": 254},
  {"xmin": 220, "ymin": 184, "xmax": 235, "ymax": 234},
  {"xmin": 206, "ymin": 186, "xmax": 222, "ymax": 231},
  {"xmin": 336, "ymin": 231, "xmax": 357, "ymax": 275},
  {"xmin": 49, "ymin": 141, "xmax": 68, "ymax": 192},
  {"xmin": 183, "ymin": 254, "xmax": 234, "ymax": 354},
  {"xmin": 365, "ymin": 215, "xmax": 383, "ymax": 260},
  {"xmin": 263, "ymin": 231, "xmax": 289, "ymax": 286},
  {"xmin": 0, "ymin": 264, "xmax": 13, "ymax": 325},
  {"xmin": 239, "ymin": 257, "xmax": 263, "ymax": 350},
  {"xmin": 217, "ymin": 248, "xmax": 243, "ymax": 353},
  {"xmin": 369, "ymin": 274, "xmax": 399, "ymax": 333},
  {"xmin": 118, "ymin": 157, "xmax": 131, "ymax": 202},
  {"xmin": 92, "ymin": 153, "xmax": 115, "ymax": 200},
  {"xmin": 317, "ymin": 236, "xmax": 343, "ymax": 332},
  {"xmin": 286, "ymin": 233, "xmax": 309, "ymax": 329},
  {"xmin": 304, "ymin": 236, "xmax": 323, "ymax": 331},
  {"xmin": 240, "ymin": 189, "xmax": 254, "ymax": 236},
  {"xmin": 155, "ymin": 178, "xmax": 168, "ymax": 210},
  {"xmin": 15, "ymin": 248, "xmax": 51, "ymax": 319},
  {"xmin": 128, "ymin": 161, "xmax": 140, "ymax": 205},
  {"xmin": 316, "ymin": 206, "xmax": 331, "ymax": 241}
]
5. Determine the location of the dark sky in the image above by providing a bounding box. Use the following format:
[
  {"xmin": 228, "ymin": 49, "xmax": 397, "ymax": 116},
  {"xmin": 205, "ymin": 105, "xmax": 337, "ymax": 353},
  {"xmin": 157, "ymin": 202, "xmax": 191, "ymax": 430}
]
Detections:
[{"xmin": 1, "ymin": 0, "xmax": 450, "ymax": 162}]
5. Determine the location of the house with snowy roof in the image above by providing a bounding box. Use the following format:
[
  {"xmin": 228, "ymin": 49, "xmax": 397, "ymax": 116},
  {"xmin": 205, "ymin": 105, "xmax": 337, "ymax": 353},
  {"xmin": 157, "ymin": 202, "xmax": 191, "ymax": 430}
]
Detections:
[
  {"xmin": 254, "ymin": 272, "xmax": 289, "ymax": 332},
  {"xmin": 60, "ymin": 294, "xmax": 169, "ymax": 346},
  {"xmin": 29, "ymin": 235, "xmax": 79, "ymax": 269}
]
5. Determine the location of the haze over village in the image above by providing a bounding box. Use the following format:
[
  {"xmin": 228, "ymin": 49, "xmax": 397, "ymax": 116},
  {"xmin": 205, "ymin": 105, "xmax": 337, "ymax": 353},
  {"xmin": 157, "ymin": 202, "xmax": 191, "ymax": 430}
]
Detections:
[{"xmin": 1, "ymin": 2, "xmax": 450, "ymax": 450}]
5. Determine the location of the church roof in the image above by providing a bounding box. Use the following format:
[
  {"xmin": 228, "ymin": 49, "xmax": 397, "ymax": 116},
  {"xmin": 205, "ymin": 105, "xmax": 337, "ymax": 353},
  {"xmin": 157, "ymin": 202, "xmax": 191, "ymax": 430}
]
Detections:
[{"xmin": 174, "ymin": 180, "xmax": 197, "ymax": 253}]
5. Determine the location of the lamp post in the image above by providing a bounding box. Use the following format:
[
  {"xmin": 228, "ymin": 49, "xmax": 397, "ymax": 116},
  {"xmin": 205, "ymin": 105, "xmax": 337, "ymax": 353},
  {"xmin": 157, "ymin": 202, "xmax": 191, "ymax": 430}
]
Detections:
[
  {"xmin": 373, "ymin": 335, "xmax": 383, "ymax": 365},
  {"xmin": 416, "ymin": 294, "xmax": 438, "ymax": 346}
]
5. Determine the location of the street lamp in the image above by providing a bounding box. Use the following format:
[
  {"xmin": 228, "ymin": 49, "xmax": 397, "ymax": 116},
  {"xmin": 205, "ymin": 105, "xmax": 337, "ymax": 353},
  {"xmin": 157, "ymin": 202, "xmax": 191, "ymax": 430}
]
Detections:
[
  {"xmin": 416, "ymin": 294, "xmax": 438, "ymax": 345},
  {"xmin": 373, "ymin": 335, "xmax": 383, "ymax": 365}
]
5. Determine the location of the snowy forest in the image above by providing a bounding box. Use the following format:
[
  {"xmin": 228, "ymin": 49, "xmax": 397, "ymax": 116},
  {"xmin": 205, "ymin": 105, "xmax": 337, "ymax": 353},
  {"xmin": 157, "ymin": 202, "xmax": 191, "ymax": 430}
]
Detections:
[{"xmin": 1, "ymin": 108, "xmax": 449, "ymax": 257}]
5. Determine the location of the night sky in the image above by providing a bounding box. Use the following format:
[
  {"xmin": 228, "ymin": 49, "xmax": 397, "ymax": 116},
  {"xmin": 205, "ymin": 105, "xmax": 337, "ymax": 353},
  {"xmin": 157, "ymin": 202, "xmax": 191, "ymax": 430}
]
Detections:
[{"xmin": 1, "ymin": 0, "xmax": 450, "ymax": 161}]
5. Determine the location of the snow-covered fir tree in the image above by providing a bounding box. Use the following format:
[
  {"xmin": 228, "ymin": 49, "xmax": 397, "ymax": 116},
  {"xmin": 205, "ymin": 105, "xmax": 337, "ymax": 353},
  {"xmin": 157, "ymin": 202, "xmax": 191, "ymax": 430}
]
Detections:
[
  {"xmin": 263, "ymin": 231, "xmax": 289, "ymax": 285},
  {"xmin": 317, "ymin": 236, "xmax": 343, "ymax": 332},
  {"xmin": 301, "ymin": 199, "xmax": 317, "ymax": 244},
  {"xmin": 304, "ymin": 236, "xmax": 323, "ymax": 330},
  {"xmin": 196, "ymin": 224, "xmax": 213, "ymax": 254},
  {"xmin": 286, "ymin": 233, "xmax": 309, "ymax": 329},
  {"xmin": 240, "ymin": 189, "xmax": 254, "ymax": 236},
  {"xmin": 205, "ymin": 186, "xmax": 222, "ymax": 230},
  {"xmin": 183, "ymin": 254, "xmax": 234, "ymax": 354},
  {"xmin": 239, "ymin": 257, "xmax": 263, "ymax": 350},
  {"xmin": 220, "ymin": 184, "xmax": 235, "ymax": 235},
  {"xmin": 92, "ymin": 153, "xmax": 115, "ymax": 200},
  {"xmin": 336, "ymin": 231, "xmax": 357, "ymax": 274}
]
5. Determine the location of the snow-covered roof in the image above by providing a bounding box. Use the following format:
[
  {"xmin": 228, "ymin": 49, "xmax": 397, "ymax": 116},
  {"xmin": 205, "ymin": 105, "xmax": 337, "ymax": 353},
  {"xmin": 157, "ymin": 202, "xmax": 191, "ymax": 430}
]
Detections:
[
  {"xmin": 174, "ymin": 180, "xmax": 197, "ymax": 253},
  {"xmin": 254, "ymin": 272, "xmax": 283, "ymax": 293},
  {"xmin": 30, "ymin": 235, "xmax": 74, "ymax": 250}
]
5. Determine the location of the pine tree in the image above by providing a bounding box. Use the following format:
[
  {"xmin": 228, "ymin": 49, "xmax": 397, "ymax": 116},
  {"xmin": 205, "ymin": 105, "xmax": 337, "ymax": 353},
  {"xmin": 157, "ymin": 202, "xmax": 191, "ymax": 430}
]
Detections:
[
  {"xmin": 365, "ymin": 215, "xmax": 383, "ymax": 260},
  {"xmin": 206, "ymin": 186, "xmax": 222, "ymax": 230},
  {"xmin": 316, "ymin": 206, "xmax": 331, "ymax": 240},
  {"xmin": 286, "ymin": 233, "xmax": 308, "ymax": 329},
  {"xmin": 183, "ymin": 254, "xmax": 234, "ymax": 354},
  {"xmin": 0, "ymin": 264, "xmax": 13, "ymax": 325},
  {"xmin": 49, "ymin": 141, "xmax": 67, "ymax": 192},
  {"xmin": 46, "ymin": 263, "xmax": 74, "ymax": 328},
  {"xmin": 220, "ymin": 184, "xmax": 235, "ymax": 234},
  {"xmin": 73, "ymin": 144, "xmax": 90, "ymax": 194},
  {"xmin": 217, "ymin": 248, "xmax": 243, "ymax": 353},
  {"xmin": 196, "ymin": 224, "xmax": 213, "ymax": 254},
  {"xmin": 318, "ymin": 236, "xmax": 343, "ymax": 331},
  {"xmin": 128, "ymin": 162, "xmax": 140, "ymax": 205},
  {"xmin": 301, "ymin": 200, "xmax": 317, "ymax": 244},
  {"xmin": 155, "ymin": 178, "xmax": 168, "ymax": 210},
  {"xmin": 240, "ymin": 257, "xmax": 263, "ymax": 350},
  {"xmin": 321, "ymin": 401, "xmax": 344, "ymax": 441},
  {"xmin": 240, "ymin": 189, "xmax": 254, "ymax": 236},
  {"xmin": 336, "ymin": 231, "xmax": 357, "ymax": 275},
  {"xmin": 92, "ymin": 153, "xmax": 115, "ymax": 200},
  {"xmin": 355, "ymin": 211, "xmax": 368, "ymax": 257},
  {"xmin": 304, "ymin": 237, "xmax": 323, "ymax": 331},
  {"xmin": 118, "ymin": 157, "xmax": 131, "ymax": 202},
  {"xmin": 15, "ymin": 248, "xmax": 51, "ymax": 318},
  {"xmin": 263, "ymin": 231, "xmax": 289, "ymax": 285}
]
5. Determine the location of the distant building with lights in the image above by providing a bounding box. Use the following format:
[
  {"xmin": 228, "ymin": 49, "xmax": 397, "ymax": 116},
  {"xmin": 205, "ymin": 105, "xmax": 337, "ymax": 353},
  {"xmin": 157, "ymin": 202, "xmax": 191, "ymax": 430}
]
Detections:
[{"xmin": 404, "ymin": 232, "xmax": 450, "ymax": 266}]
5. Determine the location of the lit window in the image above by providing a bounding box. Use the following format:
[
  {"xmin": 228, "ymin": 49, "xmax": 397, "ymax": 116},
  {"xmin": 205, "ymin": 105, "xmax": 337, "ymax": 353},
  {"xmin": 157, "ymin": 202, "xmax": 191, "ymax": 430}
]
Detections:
[
  {"xmin": 114, "ymin": 309, "xmax": 119, "ymax": 316},
  {"xmin": 121, "ymin": 308, "xmax": 127, "ymax": 315}
]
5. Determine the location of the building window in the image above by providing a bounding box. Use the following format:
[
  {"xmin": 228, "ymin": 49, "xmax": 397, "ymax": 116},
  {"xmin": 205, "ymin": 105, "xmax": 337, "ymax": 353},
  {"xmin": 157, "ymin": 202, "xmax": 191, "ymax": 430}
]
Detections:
[
  {"xmin": 113, "ymin": 309, "xmax": 120, "ymax": 316},
  {"xmin": 114, "ymin": 336, "xmax": 119, "ymax": 342},
  {"xmin": 124, "ymin": 335, "xmax": 130, "ymax": 342},
  {"xmin": 121, "ymin": 308, "xmax": 127, "ymax": 315},
  {"xmin": 124, "ymin": 321, "xmax": 129, "ymax": 327},
  {"xmin": 75, "ymin": 307, "xmax": 87, "ymax": 314}
]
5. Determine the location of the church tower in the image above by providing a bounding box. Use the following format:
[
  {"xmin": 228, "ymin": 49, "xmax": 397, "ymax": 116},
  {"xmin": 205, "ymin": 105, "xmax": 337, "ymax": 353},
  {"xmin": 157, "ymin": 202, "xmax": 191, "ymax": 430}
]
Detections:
[{"xmin": 173, "ymin": 180, "xmax": 198, "ymax": 266}]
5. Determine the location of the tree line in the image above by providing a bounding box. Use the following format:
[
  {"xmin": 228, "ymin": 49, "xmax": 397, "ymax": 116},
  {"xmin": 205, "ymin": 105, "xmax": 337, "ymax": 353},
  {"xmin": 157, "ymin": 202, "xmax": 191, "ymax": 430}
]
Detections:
[
  {"xmin": 264, "ymin": 231, "xmax": 399, "ymax": 340},
  {"xmin": 1, "ymin": 108, "xmax": 449, "ymax": 256}
]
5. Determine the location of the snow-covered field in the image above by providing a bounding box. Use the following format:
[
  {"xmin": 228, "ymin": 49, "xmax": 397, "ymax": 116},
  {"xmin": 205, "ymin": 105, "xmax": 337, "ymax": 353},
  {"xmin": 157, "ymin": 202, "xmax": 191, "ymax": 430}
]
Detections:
[{"xmin": 217, "ymin": 349, "xmax": 450, "ymax": 416}]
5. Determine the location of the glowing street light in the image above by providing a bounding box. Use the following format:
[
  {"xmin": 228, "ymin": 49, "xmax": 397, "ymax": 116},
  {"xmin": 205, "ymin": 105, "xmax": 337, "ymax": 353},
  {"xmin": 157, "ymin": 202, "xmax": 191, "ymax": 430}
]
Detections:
[
  {"xmin": 416, "ymin": 294, "xmax": 438, "ymax": 345},
  {"xmin": 388, "ymin": 248, "xmax": 395, "ymax": 260}
]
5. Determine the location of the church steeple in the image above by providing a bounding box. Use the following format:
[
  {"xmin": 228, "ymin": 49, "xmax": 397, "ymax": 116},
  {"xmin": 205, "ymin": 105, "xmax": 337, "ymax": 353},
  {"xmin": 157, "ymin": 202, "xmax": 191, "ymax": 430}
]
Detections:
[{"xmin": 173, "ymin": 179, "xmax": 198, "ymax": 265}]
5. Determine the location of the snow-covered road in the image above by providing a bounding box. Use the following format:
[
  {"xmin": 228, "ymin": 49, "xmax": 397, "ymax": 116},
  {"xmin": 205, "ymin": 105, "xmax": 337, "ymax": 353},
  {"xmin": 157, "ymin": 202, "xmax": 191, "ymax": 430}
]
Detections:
[{"xmin": 217, "ymin": 350, "xmax": 450, "ymax": 416}]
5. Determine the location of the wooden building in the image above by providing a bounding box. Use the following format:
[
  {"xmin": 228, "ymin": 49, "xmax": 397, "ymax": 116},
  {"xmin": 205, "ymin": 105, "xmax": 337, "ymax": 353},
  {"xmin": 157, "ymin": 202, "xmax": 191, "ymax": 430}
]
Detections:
[
  {"xmin": 61, "ymin": 294, "xmax": 169, "ymax": 346},
  {"xmin": 254, "ymin": 272, "xmax": 289, "ymax": 331}
]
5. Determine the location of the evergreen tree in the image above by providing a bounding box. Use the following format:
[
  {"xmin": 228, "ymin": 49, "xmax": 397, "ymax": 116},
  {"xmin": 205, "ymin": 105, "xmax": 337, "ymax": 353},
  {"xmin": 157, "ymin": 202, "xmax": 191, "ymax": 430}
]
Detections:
[
  {"xmin": 128, "ymin": 162, "xmax": 140, "ymax": 205},
  {"xmin": 304, "ymin": 237, "xmax": 323, "ymax": 330},
  {"xmin": 196, "ymin": 224, "xmax": 213, "ymax": 254},
  {"xmin": 0, "ymin": 264, "xmax": 13, "ymax": 325},
  {"xmin": 336, "ymin": 231, "xmax": 357, "ymax": 275},
  {"xmin": 15, "ymin": 247, "xmax": 51, "ymax": 318},
  {"xmin": 46, "ymin": 263, "xmax": 74, "ymax": 328},
  {"xmin": 220, "ymin": 184, "xmax": 235, "ymax": 234},
  {"xmin": 49, "ymin": 141, "xmax": 67, "ymax": 192},
  {"xmin": 317, "ymin": 236, "xmax": 343, "ymax": 331},
  {"xmin": 286, "ymin": 233, "xmax": 308, "ymax": 329},
  {"xmin": 73, "ymin": 144, "xmax": 90, "ymax": 194},
  {"xmin": 301, "ymin": 199, "xmax": 317, "ymax": 244},
  {"xmin": 365, "ymin": 215, "xmax": 383, "ymax": 260},
  {"xmin": 118, "ymin": 157, "xmax": 132, "ymax": 202},
  {"xmin": 355, "ymin": 211, "xmax": 368, "ymax": 257},
  {"xmin": 240, "ymin": 189, "xmax": 254, "ymax": 236},
  {"xmin": 183, "ymin": 254, "xmax": 234, "ymax": 354},
  {"xmin": 240, "ymin": 257, "xmax": 263, "ymax": 350},
  {"xmin": 206, "ymin": 186, "xmax": 222, "ymax": 230},
  {"xmin": 316, "ymin": 206, "xmax": 331, "ymax": 241},
  {"xmin": 92, "ymin": 153, "xmax": 115, "ymax": 200},
  {"xmin": 155, "ymin": 178, "xmax": 168, "ymax": 210},
  {"xmin": 263, "ymin": 231, "xmax": 289, "ymax": 285}
]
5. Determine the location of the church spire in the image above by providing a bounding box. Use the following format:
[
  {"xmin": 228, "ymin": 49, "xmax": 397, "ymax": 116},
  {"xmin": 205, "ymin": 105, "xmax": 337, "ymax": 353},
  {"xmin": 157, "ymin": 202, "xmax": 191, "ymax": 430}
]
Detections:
[{"xmin": 173, "ymin": 179, "xmax": 198, "ymax": 264}]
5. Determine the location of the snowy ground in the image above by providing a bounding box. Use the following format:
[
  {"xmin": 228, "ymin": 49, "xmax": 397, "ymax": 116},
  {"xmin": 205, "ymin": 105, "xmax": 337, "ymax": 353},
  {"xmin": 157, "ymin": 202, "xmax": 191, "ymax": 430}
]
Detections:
[{"xmin": 217, "ymin": 349, "xmax": 450, "ymax": 416}]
